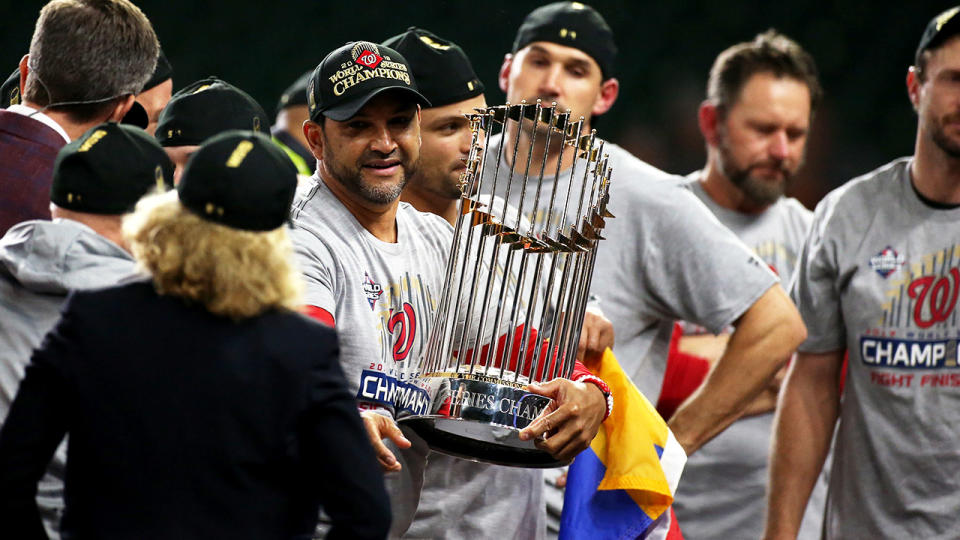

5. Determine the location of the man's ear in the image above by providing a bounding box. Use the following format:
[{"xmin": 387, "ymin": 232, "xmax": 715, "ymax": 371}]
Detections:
[
  {"xmin": 303, "ymin": 119, "xmax": 324, "ymax": 160},
  {"xmin": 499, "ymin": 53, "xmax": 514, "ymax": 94},
  {"xmin": 591, "ymin": 77, "xmax": 619, "ymax": 116},
  {"xmin": 907, "ymin": 66, "xmax": 922, "ymax": 113},
  {"xmin": 698, "ymin": 100, "xmax": 721, "ymax": 146},
  {"xmin": 18, "ymin": 55, "xmax": 28, "ymax": 96},
  {"xmin": 107, "ymin": 94, "xmax": 137, "ymax": 122}
]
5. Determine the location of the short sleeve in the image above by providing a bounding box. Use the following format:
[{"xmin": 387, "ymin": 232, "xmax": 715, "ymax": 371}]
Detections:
[
  {"xmin": 289, "ymin": 226, "xmax": 337, "ymax": 313},
  {"xmin": 789, "ymin": 196, "xmax": 845, "ymax": 353},
  {"xmin": 636, "ymin": 185, "xmax": 779, "ymax": 333}
]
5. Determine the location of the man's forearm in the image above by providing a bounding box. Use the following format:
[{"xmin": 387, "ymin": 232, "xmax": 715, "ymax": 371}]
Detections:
[
  {"xmin": 667, "ymin": 285, "xmax": 805, "ymax": 454},
  {"xmin": 763, "ymin": 351, "xmax": 842, "ymax": 540}
]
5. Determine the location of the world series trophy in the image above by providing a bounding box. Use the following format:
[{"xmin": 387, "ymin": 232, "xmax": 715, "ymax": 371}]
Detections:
[{"xmin": 397, "ymin": 100, "xmax": 615, "ymax": 467}]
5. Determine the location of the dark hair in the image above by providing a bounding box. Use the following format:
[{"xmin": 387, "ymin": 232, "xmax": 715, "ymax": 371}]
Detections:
[
  {"xmin": 707, "ymin": 29, "xmax": 822, "ymax": 117},
  {"xmin": 25, "ymin": 0, "xmax": 159, "ymax": 123}
]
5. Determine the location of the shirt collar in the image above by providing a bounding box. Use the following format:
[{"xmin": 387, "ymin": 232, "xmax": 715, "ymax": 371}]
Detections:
[{"xmin": 6, "ymin": 104, "xmax": 71, "ymax": 143}]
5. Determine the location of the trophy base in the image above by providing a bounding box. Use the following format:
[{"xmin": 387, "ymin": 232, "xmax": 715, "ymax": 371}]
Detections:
[{"xmin": 397, "ymin": 376, "xmax": 571, "ymax": 468}]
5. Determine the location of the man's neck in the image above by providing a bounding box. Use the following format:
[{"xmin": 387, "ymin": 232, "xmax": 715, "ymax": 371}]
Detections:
[
  {"xmin": 53, "ymin": 210, "xmax": 127, "ymax": 252},
  {"xmin": 700, "ymin": 159, "xmax": 771, "ymax": 215},
  {"xmin": 319, "ymin": 168, "xmax": 400, "ymax": 243},
  {"xmin": 23, "ymin": 99, "xmax": 106, "ymax": 141},
  {"xmin": 502, "ymin": 118, "xmax": 579, "ymax": 176},
  {"xmin": 911, "ymin": 133, "xmax": 960, "ymax": 205},
  {"xmin": 400, "ymin": 187, "xmax": 458, "ymax": 226}
]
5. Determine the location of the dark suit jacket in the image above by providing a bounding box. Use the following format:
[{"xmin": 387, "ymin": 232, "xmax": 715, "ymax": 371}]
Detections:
[
  {"xmin": 0, "ymin": 280, "xmax": 390, "ymax": 540},
  {"xmin": 0, "ymin": 109, "xmax": 66, "ymax": 235}
]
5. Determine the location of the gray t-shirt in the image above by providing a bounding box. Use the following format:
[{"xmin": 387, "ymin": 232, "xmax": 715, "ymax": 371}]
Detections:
[
  {"xmin": 479, "ymin": 139, "xmax": 777, "ymax": 536},
  {"xmin": 671, "ymin": 175, "xmax": 825, "ymax": 539},
  {"xmin": 291, "ymin": 176, "xmax": 450, "ymax": 537},
  {"xmin": 590, "ymin": 151, "xmax": 778, "ymax": 403},
  {"xmin": 791, "ymin": 157, "xmax": 960, "ymax": 539},
  {"xmin": 291, "ymin": 175, "xmax": 544, "ymax": 539}
]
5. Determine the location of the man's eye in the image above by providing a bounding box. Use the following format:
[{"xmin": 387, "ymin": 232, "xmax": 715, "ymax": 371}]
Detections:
[
  {"xmin": 787, "ymin": 129, "xmax": 807, "ymax": 141},
  {"xmin": 347, "ymin": 122, "xmax": 368, "ymax": 130}
]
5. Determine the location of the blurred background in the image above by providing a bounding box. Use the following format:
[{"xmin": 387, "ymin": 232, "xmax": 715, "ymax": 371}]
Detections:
[{"xmin": 1, "ymin": 0, "xmax": 951, "ymax": 208}]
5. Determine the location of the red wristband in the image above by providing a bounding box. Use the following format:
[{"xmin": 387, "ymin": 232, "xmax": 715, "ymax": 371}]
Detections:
[{"xmin": 572, "ymin": 373, "xmax": 613, "ymax": 421}]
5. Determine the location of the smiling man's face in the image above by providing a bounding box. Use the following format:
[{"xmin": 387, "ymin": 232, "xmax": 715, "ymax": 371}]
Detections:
[{"xmin": 312, "ymin": 92, "xmax": 421, "ymax": 206}]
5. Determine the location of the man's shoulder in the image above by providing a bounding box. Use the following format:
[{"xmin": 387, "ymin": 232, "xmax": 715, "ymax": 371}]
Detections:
[
  {"xmin": 0, "ymin": 109, "xmax": 65, "ymax": 151},
  {"xmin": 397, "ymin": 201, "xmax": 454, "ymax": 237},
  {"xmin": 816, "ymin": 157, "xmax": 908, "ymax": 218},
  {"xmin": 290, "ymin": 177, "xmax": 354, "ymax": 245},
  {"xmin": 604, "ymin": 143, "xmax": 674, "ymax": 182}
]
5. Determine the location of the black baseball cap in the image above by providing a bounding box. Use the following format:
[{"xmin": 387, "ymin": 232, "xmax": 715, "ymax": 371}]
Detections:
[
  {"xmin": 177, "ymin": 131, "xmax": 298, "ymax": 231},
  {"xmin": 513, "ymin": 2, "xmax": 617, "ymax": 78},
  {"xmin": 156, "ymin": 77, "xmax": 269, "ymax": 147},
  {"xmin": 121, "ymin": 101, "xmax": 149, "ymax": 130},
  {"xmin": 1, "ymin": 68, "xmax": 20, "ymax": 108},
  {"xmin": 276, "ymin": 69, "xmax": 312, "ymax": 114},
  {"xmin": 383, "ymin": 27, "xmax": 485, "ymax": 108},
  {"xmin": 916, "ymin": 6, "xmax": 960, "ymax": 65},
  {"xmin": 142, "ymin": 49, "xmax": 173, "ymax": 92},
  {"xmin": 51, "ymin": 123, "xmax": 174, "ymax": 215},
  {"xmin": 307, "ymin": 40, "xmax": 430, "ymax": 122}
]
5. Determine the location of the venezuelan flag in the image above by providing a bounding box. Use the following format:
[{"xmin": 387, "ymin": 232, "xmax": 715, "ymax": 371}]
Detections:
[{"xmin": 560, "ymin": 349, "xmax": 686, "ymax": 540}]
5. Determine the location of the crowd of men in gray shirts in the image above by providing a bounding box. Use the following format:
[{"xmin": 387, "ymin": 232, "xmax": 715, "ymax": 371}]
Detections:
[{"xmin": 2, "ymin": 1, "xmax": 960, "ymax": 539}]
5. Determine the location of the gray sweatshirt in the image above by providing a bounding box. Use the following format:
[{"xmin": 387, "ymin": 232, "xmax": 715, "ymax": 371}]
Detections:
[{"xmin": 0, "ymin": 219, "xmax": 137, "ymax": 539}]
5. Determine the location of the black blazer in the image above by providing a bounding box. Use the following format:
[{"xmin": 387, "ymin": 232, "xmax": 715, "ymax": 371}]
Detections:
[{"xmin": 0, "ymin": 281, "xmax": 389, "ymax": 540}]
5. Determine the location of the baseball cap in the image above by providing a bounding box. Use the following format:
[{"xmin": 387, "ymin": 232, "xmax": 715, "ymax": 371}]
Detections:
[
  {"xmin": 383, "ymin": 27, "xmax": 485, "ymax": 108},
  {"xmin": 1, "ymin": 68, "xmax": 20, "ymax": 108},
  {"xmin": 275, "ymin": 69, "xmax": 312, "ymax": 114},
  {"xmin": 307, "ymin": 41, "xmax": 431, "ymax": 122},
  {"xmin": 121, "ymin": 101, "xmax": 149, "ymax": 130},
  {"xmin": 51, "ymin": 122, "xmax": 174, "ymax": 215},
  {"xmin": 916, "ymin": 6, "xmax": 960, "ymax": 64},
  {"xmin": 155, "ymin": 77, "xmax": 269, "ymax": 147},
  {"xmin": 512, "ymin": 1, "xmax": 617, "ymax": 78},
  {"xmin": 142, "ymin": 49, "xmax": 173, "ymax": 92},
  {"xmin": 177, "ymin": 131, "xmax": 298, "ymax": 231}
]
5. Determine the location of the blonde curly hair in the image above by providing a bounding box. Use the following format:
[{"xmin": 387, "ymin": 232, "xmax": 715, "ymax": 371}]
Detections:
[{"xmin": 123, "ymin": 190, "xmax": 303, "ymax": 320}]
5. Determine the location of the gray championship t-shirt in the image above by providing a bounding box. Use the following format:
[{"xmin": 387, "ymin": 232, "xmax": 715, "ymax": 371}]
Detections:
[
  {"xmin": 479, "ymin": 137, "xmax": 777, "ymax": 536},
  {"xmin": 291, "ymin": 176, "xmax": 449, "ymax": 537},
  {"xmin": 292, "ymin": 176, "xmax": 544, "ymax": 539},
  {"xmin": 791, "ymin": 157, "xmax": 960, "ymax": 539},
  {"xmin": 671, "ymin": 175, "xmax": 826, "ymax": 539}
]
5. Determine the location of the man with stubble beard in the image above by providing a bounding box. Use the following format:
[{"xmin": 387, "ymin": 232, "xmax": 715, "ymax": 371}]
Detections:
[
  {"xmin": 290, "ymin": 40, "xmax": 610, "ymax": 538},
  {"xmin": 666, "ymin": 30, "xmax": 828, "ymax": 540},
  {"xmin": 766, "ymin": 7, "xmax": 960, "ymax": 539}
]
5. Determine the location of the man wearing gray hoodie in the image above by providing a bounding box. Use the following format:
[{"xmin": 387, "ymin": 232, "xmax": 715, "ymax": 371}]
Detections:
[{"xmin": 0, "ymin": 122, "xmax": 173, "ymax": 538}]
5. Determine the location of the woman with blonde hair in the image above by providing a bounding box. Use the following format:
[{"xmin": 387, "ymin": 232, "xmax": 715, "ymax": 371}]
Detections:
[{"xmin": 0, "ymin": 131, "xmax": 390, "ymax": 540}]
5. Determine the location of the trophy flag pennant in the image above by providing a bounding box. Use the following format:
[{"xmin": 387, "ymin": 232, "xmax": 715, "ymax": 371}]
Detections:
[{"xmin": 560, "ymin": 348, "xmax": 686, "ymax": 540}]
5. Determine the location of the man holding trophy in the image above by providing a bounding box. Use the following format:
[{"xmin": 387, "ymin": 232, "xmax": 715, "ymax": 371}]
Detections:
[
  {"xmin": 486, "ymin": 2, "xmax": 808, "ymax": 535},
  {"xmin": 290, "ymin": 39, "xmax": 610, "ymax": 538}
]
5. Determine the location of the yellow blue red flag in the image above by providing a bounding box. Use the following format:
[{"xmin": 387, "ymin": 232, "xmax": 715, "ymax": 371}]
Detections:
[{"xmin": 559, "ymin": 348, "xmax": 686, "ymax": 539}]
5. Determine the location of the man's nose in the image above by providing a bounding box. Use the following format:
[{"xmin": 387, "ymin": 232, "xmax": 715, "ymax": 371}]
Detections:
[
  {"xmin": 769, "ymin": 131, "xmax": 789, "ymax": 160},
  {"xmin": 538, "ymin": 65, "xmax": 563, "ymax": 99},
  {"xmin": 370, "ymin": 126, "xmax": 398, "ymax": 154}
]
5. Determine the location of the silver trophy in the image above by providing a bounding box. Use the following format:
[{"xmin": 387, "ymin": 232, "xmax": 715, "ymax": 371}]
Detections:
[{"xmin": 398, "ymin": 101, "xmax": 614, "ymax": 467}]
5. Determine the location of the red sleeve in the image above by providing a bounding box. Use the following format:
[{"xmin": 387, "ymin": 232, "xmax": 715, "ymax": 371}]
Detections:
[
  {"xmin": 656, "ymin": 322, "xmax": 711, "ymax": 421},
  {"xmin": 302, "ymin": 305, "xmax": 335, "ymax": 328},
  {"xmin": 571, "ymin": 359, "xmax": 593, "ymax": 381}
]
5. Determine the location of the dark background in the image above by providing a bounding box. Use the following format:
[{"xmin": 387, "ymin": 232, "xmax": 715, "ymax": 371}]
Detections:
[{"xmin": 2, "ymin": 0, "xmax": 952, "ymax": 208}]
